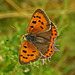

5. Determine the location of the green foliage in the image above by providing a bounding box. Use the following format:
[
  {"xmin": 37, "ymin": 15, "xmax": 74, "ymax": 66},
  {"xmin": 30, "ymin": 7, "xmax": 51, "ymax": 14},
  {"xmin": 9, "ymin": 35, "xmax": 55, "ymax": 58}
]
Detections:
[{"xmin": 0, "ymin": 0, "xmax": 75, "ymax": 75}]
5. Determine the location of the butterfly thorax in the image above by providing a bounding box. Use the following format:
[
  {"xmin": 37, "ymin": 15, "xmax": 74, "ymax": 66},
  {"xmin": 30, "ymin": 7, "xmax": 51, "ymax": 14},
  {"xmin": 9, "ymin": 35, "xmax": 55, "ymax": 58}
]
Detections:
[{"xmin": 23, "ymin": 33, "xmax": 36, "ymax": 42}]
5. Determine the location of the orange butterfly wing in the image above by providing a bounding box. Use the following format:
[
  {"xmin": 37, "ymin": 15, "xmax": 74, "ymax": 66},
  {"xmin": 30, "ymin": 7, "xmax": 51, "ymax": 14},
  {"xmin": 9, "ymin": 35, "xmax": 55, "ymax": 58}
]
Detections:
[
  {"xmin": 27, "ymin": 9, "xmax": 51, "ymax": 34},
  {"xmin": 19, "ymin": 40, "xmax": 41, "ymax": 65}
]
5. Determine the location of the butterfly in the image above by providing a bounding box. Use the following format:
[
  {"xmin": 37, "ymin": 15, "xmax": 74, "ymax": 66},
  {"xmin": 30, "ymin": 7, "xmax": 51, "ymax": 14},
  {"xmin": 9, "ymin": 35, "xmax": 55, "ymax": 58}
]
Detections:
[{"xmin": 19, "ymin": 9, "xmax": 59, "ymax": 65}]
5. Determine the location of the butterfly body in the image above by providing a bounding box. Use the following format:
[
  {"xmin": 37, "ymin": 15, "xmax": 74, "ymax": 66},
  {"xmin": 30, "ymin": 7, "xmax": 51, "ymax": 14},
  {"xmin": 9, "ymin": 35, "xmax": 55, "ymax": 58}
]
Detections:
[
  {"xmin": 19, "ymin": 9, "xmax": 58, "ymax": 65},
  {"xmin": 24, "ymin": 33, "xmax": 36, "ymax": 42}
]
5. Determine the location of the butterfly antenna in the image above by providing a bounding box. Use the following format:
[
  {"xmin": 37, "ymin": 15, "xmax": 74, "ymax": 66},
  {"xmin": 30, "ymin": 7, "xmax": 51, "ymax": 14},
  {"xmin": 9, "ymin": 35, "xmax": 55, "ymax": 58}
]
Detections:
[
  {"xmin": 55, "ymin": 45, "xmax": 60, "ymax": 46},
  {"xmin": 54, "ymin": 39, "xmax": 60, "ymax": 41},
  {"xmin": 10, "ymin": 25, "xmax": 22, "ymax": 36},
  {"xmin": 54, "ymin": 47, "xmax": 60, "ymax": 52}
]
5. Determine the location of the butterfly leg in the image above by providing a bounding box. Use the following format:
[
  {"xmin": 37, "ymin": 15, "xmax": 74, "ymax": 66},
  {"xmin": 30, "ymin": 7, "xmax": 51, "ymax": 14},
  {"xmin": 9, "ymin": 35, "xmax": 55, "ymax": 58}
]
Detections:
[
  {"xmin": 43, "ymin": 57, "xmax": 51, "ymax": 65},
  {"xmin": 54, "ymin": 39, "xmax": 60, "ymax": 41},
  {"xmin": 54, "ymin": 47, "xmax": 60, "ymax": 51},
  {"xmin": 43, "ymin": 59, "xmax": 44, "ymax": 65},
  {"xmin": 55, "ymin": 45, "xmax": 60, "ymax": 46},
  {"xmin": 39, "ymin": 51, "xmax": 49, "ymax": 65},
  {"xmin": 52, "ymin": 43, "xmax": 60, "ymax": 52}
]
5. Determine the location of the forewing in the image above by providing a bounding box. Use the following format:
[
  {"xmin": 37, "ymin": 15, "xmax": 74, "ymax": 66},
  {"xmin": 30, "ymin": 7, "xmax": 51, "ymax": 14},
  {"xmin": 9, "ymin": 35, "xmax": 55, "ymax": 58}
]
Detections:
[{"xmin": 27, "ymin": 9, "xmax": 51, "ymax": 34}]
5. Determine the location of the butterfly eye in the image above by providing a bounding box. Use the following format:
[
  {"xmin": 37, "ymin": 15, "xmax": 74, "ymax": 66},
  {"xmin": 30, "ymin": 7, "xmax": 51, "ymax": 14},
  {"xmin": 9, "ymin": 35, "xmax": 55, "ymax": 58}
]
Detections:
[
  {"xmin": 23, "ymin": 35, "xmax": 25, "ymax": 39},
  {"xmin": 23, "ymin": 36, "xmax": 24, "ymax": 39}
]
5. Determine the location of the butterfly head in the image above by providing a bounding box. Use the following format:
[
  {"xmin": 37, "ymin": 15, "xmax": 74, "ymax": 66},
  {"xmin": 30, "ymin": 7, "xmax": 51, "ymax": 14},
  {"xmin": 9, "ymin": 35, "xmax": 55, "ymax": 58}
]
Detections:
[{"xmin": 23, "ymin": 34, "xmax": 28, "ymax": 40}]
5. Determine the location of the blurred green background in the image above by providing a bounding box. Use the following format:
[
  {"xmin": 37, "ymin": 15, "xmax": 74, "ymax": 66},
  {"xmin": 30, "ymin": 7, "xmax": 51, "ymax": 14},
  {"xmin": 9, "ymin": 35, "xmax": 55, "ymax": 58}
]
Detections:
[{"xmin": 0, "ymin": 0, "xmax": 75, "ymax": 75}]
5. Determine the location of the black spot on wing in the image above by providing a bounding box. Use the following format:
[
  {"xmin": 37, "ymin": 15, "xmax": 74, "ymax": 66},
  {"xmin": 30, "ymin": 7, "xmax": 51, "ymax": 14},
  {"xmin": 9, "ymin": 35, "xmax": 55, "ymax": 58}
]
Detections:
[
  {"xmin": 40, "ymin": 26, "xmax": 43, "ymax": 29},
  {"xmin": 23, "ymin": 56, "xmax": 25, "ymax": 58},
  {"xmin": 36, "ymin": 16, "xmax": 39, "ymax": 18},
  {"xmin": 32, "ymin": 51, "xmax": 36, "ymax": 53},
  {"xmin": 50, "ymin": 51, "xmax": 53, "ymax": 52},
  {"xmin": 30, "ymin": 26, "xmax": 34, "ymax": 28},
  {"xmin": 39, "ymin": 20, "xmax": 41, "ymax": 22},
  {"xmin": 20, "ymin": 55, "xmax": 22, "ymax": 56},
  {"xmin": 36, "ymin": 16, "xmax": 41, "ymax": 19},
  {"xmin": 33, "ymin": 16, "xmax": 35, "ymax": 18},
  {"xmin": 23, "ymin": 50, "xmax": 27, "ymax": 53},
  {"xmin": 54, "ymin": 30, "xmax": 56, "ymax": 32},
  {"xmin": 38, "ymin": 17, "xmax": 41, "ymax": 19},
  {"xmin": 24, "ymin": 46, "xmax": 27, "ymax": 48},
  {"xmin": 27, "ymin": 54, "xmax": 30, "ymax": 56},
  {"xmin": 32, "ymin": 21, "xmax": 36, "ymax": 24},
  {"xmin": 41, "ymin": 22, "xmax": 44, "ymax": 25},
  {"xmin": 25, "ymin": 57, "xmax": 28, "ymax": 59},
  {"xmin": 55, "ymin": 34, "xmax": 57, "ymax": 35},
  {"xmin": 23, "ymin": 57, "xmax": 28, "ymax": 59},
  {"xmin": 31, "ymin": 54, "xmax": 34, "ymax": 56}
]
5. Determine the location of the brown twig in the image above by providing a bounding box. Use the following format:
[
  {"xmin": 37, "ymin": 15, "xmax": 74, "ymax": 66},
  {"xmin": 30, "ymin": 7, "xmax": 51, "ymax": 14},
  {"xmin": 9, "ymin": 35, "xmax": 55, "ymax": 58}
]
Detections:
[
  {"xmin": 0, "ymin": 11, "xmax": 31, "ymax": 19},
  {"xmin": 6, "ymin": 0, "xmax": 24, "ymax": 12}
]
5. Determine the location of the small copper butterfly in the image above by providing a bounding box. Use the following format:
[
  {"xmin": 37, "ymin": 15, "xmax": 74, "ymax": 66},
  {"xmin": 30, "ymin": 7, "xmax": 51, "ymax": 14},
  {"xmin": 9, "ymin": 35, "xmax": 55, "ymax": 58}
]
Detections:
[{"xmin": 19, "ymin": 9, "xmax": 59, "ymax": 65}]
